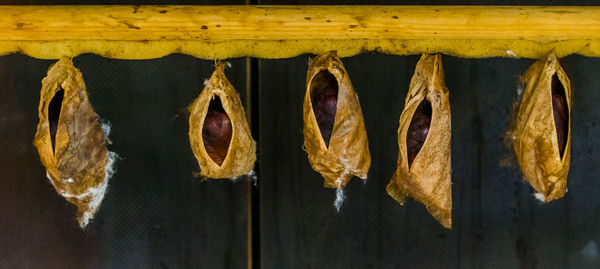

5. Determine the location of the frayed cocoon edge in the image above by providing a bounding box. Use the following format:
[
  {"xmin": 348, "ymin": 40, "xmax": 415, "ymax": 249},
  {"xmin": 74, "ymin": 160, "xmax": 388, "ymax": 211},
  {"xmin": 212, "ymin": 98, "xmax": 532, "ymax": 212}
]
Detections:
[
  {"xmin": 78, "ymin": 119, "xmax": 119, "ymax": 228},
  {"xmin": 79, "ymin": 150, "xmax": 119, "ymax": 228},
  {"xmin": 533, "ymin": 192, "xmax": 546, "ymax": 203},
  {"xmin": 45, "ymin": 149, "xmax": 119, "ymax": 228},
  {"xmin": 230, "ymin": 169, "xmax": 257, "ymax": 184},
  {"xmin": 334, "ymin": 188, "xmax": 345, "ymax": 212}
]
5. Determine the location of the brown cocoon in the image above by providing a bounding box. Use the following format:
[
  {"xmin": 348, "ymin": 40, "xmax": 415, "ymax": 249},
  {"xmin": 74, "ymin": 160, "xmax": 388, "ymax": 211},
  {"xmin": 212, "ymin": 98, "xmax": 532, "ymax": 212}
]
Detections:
[
  {"xmin": 33, "ymin": 57, "xmax": 110, "ymax": 228},
  {"xmin": 386, "ymin": 54, "xmax": 452, "ymax": 229},
  {"xmin": 303, "ymin": 51, "xmax": 371, "ymax": 189},
  {"xmin": 189, "ymin": 62, "xmax": 256, "ymax": 179},
  {"xmin": 508, "ymin": 51, "xmax": 572, "ymax": 202}
]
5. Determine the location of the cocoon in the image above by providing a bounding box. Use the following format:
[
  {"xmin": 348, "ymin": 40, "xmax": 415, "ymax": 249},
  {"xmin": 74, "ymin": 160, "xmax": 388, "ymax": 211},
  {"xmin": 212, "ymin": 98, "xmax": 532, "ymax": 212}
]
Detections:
[
  {"xmin": 303, "ymin": 51, "xmax": 371, "ymax": 189},
  {"xmin": 33, "ymin": 57, "xmax": 112, "ymax": 228},
  {"xmin": 386, "ymin": 54, "xmax": 452, "ymax": 229},
  {"xmin": 508, "ymin": 51, "xmax": 572, "ymax": 202},
  {"xmin": 189, "ymin": 62, "xmax": 256, "ymax": 179}
]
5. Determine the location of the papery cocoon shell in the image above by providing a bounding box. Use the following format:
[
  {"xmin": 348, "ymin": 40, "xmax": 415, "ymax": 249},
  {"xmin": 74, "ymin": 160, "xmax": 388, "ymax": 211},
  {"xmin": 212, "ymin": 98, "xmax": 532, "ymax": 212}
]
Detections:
[
  {"xmin": 386, "ymin": 54, "xmax": 452, "ymax": 229},
  {"xmin": 303, "ymin": 51, "xmax": 371, "ymax": 189},
  {"xmin": 508, "ymin": 51, "xmax": 572, "ymax": 202},
  {"xmin": 189, "ymin": 62, "xmax": 256, "ymax": 179},
  {"xmin": 33, "ymin": 57, "xmax": 111, "ymax": 228}
]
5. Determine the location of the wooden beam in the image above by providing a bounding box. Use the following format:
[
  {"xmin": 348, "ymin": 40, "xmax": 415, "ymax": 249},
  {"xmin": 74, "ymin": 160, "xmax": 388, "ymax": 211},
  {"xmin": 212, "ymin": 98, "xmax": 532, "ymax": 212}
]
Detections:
[{"xmin": 0, "ymin": 5, "xmax": 599, "ymax": 59}]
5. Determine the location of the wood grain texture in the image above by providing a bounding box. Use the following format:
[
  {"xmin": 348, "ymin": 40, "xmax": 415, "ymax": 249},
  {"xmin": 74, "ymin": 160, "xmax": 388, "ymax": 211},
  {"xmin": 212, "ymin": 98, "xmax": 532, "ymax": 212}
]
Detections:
[{"xmin": 0, "ymin": 5, "xmax": 599, "ymax": 59}]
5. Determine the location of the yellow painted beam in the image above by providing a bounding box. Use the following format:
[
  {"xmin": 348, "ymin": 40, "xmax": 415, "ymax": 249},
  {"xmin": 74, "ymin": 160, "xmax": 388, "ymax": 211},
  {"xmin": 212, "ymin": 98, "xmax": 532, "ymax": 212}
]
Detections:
[{"xmin": 0, "ymin": 5, "xmax": 599, "ymax": 59}]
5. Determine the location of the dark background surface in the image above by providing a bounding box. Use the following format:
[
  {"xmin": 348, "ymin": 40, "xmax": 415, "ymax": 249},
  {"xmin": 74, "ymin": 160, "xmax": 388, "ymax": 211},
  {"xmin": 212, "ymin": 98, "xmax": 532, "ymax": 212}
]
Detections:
[
  {"xmin": 258, "ymin": 54, "xmax": 600, "ymax": 269},
  {"xmin": 0, "ymin": 54, "xmax": 251, "ymax": 268},
  {"xmin": 2, "ymin": 1, "xmax": 600, "ymax": 269}
]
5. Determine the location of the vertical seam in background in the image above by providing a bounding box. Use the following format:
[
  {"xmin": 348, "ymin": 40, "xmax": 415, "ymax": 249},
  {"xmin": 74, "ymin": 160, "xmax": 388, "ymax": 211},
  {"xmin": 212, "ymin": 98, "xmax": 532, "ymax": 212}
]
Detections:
[
  {"xmin": 244, "ymin": 3, "xmax": 252, "ymax": 269},
  {"xmin": 245, "ymin": 55, "xmax": 253, "ymax": 269},
  {"xmin": 245, "ymin": 55, "xmax": 261, "ymax": 269},
  {"xmin": 251, "ymin": 57, "xmax": 260, "ymax": 269},
  {"xmin": 245, "ymin": 1, "xmax": 260, "ymax": 268},
  {"xmin": 244, "ymin": 2, "xmax": 252, "ymax": 268},
  {"xmin": 247, "ymin": 2, "xmax": 261, "ymax": 269}
]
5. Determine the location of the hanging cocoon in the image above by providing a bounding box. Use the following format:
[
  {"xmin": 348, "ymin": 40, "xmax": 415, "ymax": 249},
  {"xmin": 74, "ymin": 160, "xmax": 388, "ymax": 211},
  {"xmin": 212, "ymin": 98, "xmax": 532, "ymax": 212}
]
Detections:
[
  {"xmin": 508, "ymin": 51, "xmax": 572, "ymax": 202},
  {"xmin": 33, "ymin": 57, "xmax": 114, "ymax": 228},
  {"xmin": 303, "ymin": 51, "xmax": 371, "ymax": 189},
  {"xmin": 189, "ymin": 62, "xmax": 256, "ymax": 179},
  {"xmin": 386, "ymin": 54, "xmax": 452, "ymax": 229}
]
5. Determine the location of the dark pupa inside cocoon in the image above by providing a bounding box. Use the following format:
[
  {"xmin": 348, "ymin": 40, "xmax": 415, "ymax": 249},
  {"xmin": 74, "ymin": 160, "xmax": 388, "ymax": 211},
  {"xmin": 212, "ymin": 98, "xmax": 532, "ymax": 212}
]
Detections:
[
  {"xmin": 406, "ymin": 99, "xmax": 432, "ymax": 168},
  {"xmin": 551, "ymin": 73, "xmax": 568, "ymax": 158},
  {"xmin": 202, "ymin": 96, "xmax": 232, "ymax": 166},
  {"xmin": 48, "ymin": 88, "xmax": 64, "ymax": 153},
  {"xmin": 310, "ymin": 70, "xmax": 338, "ymax": 147}
]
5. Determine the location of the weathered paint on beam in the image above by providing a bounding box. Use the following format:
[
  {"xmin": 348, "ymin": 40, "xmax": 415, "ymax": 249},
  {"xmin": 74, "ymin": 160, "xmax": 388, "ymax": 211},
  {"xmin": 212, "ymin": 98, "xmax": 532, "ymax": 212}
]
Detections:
[{"xmin": 0, "ymin": 5, "xmax": 598, "ymax": 59}]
